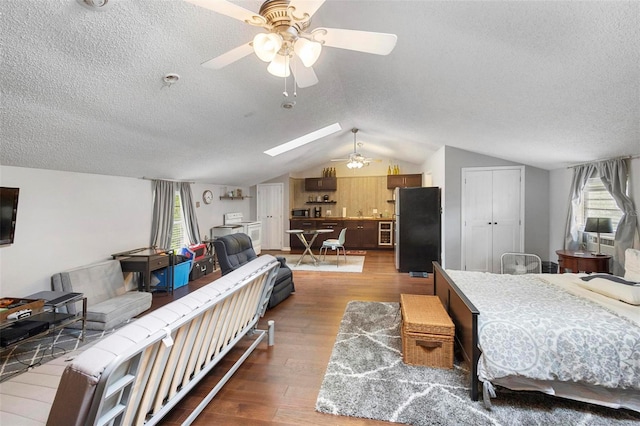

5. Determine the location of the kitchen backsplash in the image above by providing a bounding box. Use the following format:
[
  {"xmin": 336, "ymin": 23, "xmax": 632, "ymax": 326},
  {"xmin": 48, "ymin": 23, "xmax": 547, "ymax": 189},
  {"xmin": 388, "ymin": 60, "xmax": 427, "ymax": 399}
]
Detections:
[{"xmin": 290, "ymin": 176, "xmax": 394, "ymax": 218}]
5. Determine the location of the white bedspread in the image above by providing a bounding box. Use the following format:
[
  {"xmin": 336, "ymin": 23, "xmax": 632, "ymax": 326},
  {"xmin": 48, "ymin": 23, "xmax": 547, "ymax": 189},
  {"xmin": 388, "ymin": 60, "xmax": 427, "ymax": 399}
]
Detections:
[{"xmin": 445, "ymin": 271, "xmax": 640, "ymax": 393}]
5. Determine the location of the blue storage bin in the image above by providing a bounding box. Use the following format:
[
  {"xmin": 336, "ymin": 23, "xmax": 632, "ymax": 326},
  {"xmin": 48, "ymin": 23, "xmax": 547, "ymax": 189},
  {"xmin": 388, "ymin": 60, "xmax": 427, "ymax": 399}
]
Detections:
[{"xmin": 153, "ymin": 260, "xmax": 192, "ymax": 290}]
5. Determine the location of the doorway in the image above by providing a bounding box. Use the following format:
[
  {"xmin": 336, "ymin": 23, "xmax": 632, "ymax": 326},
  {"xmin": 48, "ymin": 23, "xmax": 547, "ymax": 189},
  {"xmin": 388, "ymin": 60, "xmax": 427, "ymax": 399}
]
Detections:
[{"xmin": 257, "ymin": 183, "xmax": 284, "ymax": 250}]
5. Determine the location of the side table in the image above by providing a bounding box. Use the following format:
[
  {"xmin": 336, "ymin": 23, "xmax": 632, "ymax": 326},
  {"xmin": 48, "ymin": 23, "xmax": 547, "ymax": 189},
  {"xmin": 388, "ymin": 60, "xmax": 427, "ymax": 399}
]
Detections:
[
  {"xmin": 112, "ymin": 247, "xmax": 174, "ymax": 293},
  {"xmin": 1, "ymin": 291, "xmax": 87, "ymax": 349},
  {"xmin": 555, "ymin": 250, "xmax": 611, "ymax": 274}
]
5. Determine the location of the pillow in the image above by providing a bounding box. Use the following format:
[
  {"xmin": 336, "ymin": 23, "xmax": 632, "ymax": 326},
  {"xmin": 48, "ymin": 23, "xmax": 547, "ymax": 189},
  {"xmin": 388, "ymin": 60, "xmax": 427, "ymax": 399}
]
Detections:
[
  {"xmin": 624, "ymin": 248, "xmax": 640, "ymax": 282},
  {"xmin": 578, "ymin": 275, "xmax": 640, "ymax": 305}
]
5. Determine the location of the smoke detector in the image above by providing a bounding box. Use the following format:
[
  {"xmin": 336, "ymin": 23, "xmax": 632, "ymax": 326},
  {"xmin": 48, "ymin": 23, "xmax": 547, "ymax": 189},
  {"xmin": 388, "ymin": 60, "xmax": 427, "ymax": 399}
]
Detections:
[
  {"xmin": 281, "ymin": 100, "xmax": 296, "ymax": 110},
  {"xmin": 163, "ymin": 73, "xmax": 180, "ymax": 85},
  {"xmin": 76, "ymin": 0, "xmax": 113, "ymax": 10}
]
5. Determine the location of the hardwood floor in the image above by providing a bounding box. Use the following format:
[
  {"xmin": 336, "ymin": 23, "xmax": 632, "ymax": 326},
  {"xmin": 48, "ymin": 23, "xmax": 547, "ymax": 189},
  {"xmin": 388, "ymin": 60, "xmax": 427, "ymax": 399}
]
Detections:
[{"xmin": 154, "ymin": 250, "xmax": 433, "ymax": 425}]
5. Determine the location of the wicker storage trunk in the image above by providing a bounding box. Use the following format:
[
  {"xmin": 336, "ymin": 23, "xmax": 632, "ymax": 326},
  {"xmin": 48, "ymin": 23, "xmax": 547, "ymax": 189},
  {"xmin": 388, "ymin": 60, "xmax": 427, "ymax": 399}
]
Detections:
[{"xmin": 401, "ymin": 294, "xmax": 454, "ymax": 369}]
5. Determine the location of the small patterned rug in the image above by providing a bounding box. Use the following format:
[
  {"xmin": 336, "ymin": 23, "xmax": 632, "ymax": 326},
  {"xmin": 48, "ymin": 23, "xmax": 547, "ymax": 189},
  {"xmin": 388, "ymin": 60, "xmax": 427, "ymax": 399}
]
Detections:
[
  {"xmin": 345, "ymin": 250, "xmax": 366, "ymax": 255},
  {"xmin": 0, "ymin": 321, "xmax": 131, "ymax": 382},
  {"xmin": 282, "ymin": 255, "xmax": 364, "ymax": 273},
  {"xmin": 316, "ymin": 301, "xmax": 640, "ymax": 425}
]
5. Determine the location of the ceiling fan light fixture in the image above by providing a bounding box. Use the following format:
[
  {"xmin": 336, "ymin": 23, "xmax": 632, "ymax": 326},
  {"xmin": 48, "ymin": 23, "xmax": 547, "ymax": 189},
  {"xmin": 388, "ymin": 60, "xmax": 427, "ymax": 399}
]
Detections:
[
  {"xmin": 253, "ymin": 33, "xmax": 283, "ymax": 62},
  {"xmin": 267, "ymin": 54, "xmax": 291, "ymax": 77},
  {"xmin": 347, "ymin": 160, "xmax": 364, "ymax": 169},
  {"xmin": 294, "ymin": 38, "xmax": 322, "ymax": 67}
]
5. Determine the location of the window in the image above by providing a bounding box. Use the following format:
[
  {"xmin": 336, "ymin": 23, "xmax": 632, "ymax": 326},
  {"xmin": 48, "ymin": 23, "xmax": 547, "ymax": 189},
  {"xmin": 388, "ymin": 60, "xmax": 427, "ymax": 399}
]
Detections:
[
  {"xmin": 577, "ymin": 176, "xmax": 623, "ymax": 235},
  {"xmin": 169, "ymin": 191, "xmax": 189, "ymax": 250}
]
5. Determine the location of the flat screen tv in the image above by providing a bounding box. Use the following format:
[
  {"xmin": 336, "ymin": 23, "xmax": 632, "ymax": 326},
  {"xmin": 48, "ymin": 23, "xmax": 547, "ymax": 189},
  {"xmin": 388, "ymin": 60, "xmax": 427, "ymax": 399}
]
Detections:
[{"xmin": 0, "ymin": 187, "xmax": 19, "ymax": 245}]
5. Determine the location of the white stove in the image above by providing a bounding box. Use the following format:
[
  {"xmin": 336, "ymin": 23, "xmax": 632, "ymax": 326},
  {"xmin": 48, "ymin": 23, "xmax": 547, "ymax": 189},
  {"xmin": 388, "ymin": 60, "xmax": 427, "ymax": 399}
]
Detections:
[{"xmin": 223, "ymin": 212, "xmax": 262, "ymax": 254}]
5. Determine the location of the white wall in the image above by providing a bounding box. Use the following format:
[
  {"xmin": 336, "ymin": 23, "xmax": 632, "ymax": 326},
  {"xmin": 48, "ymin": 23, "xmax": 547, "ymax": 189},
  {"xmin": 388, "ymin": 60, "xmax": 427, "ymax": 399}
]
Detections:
[
  {"xmin": 422, "ymin": 147, "xmax": 446, "ymax": 264},
  {"xmin": 548, "ymin": 157, "xmax": 640, "ymax": 262},
  {"xmin": 0, "ymin": 166, "xmax": 255, "ymax": 296},
  {"xmin": 0, "ymin": 166, "xmax": 152, "ymax": 296},
  {"xmin": 191, "ymin": 183, "xmax": 252, "ymax": 240}
]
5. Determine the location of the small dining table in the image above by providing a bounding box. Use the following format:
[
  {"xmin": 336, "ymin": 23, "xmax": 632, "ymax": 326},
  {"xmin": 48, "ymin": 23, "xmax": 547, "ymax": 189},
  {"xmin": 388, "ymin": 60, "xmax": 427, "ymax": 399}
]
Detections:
[{"xmin": 286, "ymin": 229, "xmax": 333, "ymax": 266}]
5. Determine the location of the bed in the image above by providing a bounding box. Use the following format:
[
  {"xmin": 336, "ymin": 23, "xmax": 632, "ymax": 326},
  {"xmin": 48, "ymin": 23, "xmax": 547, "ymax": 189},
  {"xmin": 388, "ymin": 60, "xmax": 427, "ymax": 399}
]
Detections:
[{"xmin": 433, "ymin": 250, "xmax": 640, "ymax": 413}]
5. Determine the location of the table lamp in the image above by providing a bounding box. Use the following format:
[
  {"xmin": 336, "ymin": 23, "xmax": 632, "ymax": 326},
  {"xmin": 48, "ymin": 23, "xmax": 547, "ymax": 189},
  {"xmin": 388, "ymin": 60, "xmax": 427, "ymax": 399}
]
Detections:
[{"xmin": 584, "ymin": 217, "xmax": 613, "ymax": 255}]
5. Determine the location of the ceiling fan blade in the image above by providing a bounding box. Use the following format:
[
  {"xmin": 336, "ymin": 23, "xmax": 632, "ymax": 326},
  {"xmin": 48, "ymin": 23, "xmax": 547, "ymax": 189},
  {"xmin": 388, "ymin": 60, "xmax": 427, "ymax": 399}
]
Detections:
[
  {"xmin": 184, "ymin": 0, "xmax": 263, "ymax": 25},
  {"xmin": 291, "ymin": 55, "xmax": 319, "ymax": 88},
  {"xmin": 330, "ymin": 159, "xmax": 348, "ymax": 162},
  {"xmin": 313, "ymin": 28, "xmax": 398, "ymax": 55},
  {"xmin": 201, "ymin": 42, "xmax": 253, "ymax": 69},
  {"xmin": 288, "ymin": 0, "xmax": 325, "ymax": 19}
]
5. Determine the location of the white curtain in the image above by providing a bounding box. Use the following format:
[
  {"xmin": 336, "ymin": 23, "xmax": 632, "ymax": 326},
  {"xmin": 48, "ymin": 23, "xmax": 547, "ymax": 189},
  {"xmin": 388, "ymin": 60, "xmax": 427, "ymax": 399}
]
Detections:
[
  {"xmin": 179, "ymin": 182, "xmax": 201, "ymax": 244},
  {"xmin": 597, "ymin": 159, "xmax": 639, "ymax": 276},
  {"xmin": 564, "ymin": 159, "xmax": 639, "ymax": 276},
  {"xmin": 150, "ymin": 180, "xmax": 175, "ymax": 249},
  {"xmin": 563, "ymin": 164, "xmax": 596, "ymax": 250}
]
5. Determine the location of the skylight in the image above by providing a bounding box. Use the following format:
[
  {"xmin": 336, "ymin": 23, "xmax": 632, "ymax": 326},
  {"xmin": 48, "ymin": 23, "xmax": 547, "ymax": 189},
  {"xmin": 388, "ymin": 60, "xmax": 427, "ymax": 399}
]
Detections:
[{"xmin": 263, "ymin": 123, "xmax": 342, "ymax": 157}]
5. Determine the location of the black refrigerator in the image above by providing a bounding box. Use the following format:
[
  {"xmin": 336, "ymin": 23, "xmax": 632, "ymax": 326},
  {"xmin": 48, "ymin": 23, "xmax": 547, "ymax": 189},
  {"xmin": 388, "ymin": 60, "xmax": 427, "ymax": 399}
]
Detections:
[{"xmin": 394, "ymin": 186, "xmax": 441, "ymax": 273}]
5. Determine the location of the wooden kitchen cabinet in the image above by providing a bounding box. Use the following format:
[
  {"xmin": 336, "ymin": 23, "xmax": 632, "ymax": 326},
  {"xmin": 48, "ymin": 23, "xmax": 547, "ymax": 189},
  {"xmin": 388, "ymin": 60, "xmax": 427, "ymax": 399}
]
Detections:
[
  {"xmin": 344, "ymin": 220, "xmax": 379, "ymax": 249},
  {"xmin": 289, "ymin": 219, "xmax": 315, "ymax": 249},
  {"xmin": 315, "ymin": 220, "xmax": 343, "ymax": 246},
  {"xmin": 387, "ymin": 174, "xmax": 422, "ymax": 189},
  {"xmin": 289, "ymin": 219, "xmax": 378, "ymax": 250},
  {"xmin": 305, "ymin": 177, "xmax": 337, "ymax": 191}
]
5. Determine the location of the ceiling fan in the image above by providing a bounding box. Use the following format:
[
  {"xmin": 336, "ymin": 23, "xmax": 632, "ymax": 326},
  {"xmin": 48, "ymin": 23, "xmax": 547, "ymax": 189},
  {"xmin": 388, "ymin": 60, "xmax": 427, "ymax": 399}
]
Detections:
[
  {"xmin": 331, "ymin": 128, "xmax": 381, "ymax": 169},
  {"xmin": 184, "ymin": 0, "xmax": 398, "ymax": 88}
]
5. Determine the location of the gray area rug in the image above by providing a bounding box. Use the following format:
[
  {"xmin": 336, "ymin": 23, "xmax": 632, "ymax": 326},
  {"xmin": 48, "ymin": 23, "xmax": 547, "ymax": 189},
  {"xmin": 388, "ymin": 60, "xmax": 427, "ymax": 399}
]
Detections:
[
  {"xmin": 316, "ymin": 301, "xmax": 640, "ymax": 425},
  {"xmin": 281, "ymin": 255, "xmax": 364, "ymax": 272},
  {"xmin": 0, "ymin": 321, "xmax": 130, "ymax": 382}
]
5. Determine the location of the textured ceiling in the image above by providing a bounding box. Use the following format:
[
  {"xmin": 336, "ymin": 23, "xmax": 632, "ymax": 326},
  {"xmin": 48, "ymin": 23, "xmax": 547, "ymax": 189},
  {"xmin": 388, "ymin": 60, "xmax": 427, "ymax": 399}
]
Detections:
[{"xmin": 1, "ymin": 0, "xmax": 638, "ymax": 186}]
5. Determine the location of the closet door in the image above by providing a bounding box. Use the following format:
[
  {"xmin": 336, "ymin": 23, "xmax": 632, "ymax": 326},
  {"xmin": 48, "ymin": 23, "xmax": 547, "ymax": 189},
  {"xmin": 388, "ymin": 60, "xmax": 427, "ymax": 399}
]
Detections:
[
  {"xmin": 462, "ymin": 166, "xmax": 523, "ymax": 273},
  {"xmin": 257, "ymin": 183, "xmax": 283, "ymax": 250},
  {"xmin": 463, "ymin": 170, "xmax": 493, "ymax": 272},
  {"xmin": 490, "ymin": 169, "xmax": 522, "ymax": 272}
]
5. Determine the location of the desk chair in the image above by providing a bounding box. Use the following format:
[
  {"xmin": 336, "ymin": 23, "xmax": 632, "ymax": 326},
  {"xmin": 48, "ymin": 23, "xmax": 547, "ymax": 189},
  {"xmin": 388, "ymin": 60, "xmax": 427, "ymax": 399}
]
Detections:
[{"xmin": 319, "ymin": 228, "xmax": 347, "ymax": 267}]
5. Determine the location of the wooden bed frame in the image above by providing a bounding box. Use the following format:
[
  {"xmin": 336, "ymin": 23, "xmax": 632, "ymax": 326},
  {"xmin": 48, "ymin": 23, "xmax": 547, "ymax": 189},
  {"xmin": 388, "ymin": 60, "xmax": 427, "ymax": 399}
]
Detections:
[{"xmin": 433, "ymin": 261, "xmax": 480, "ymax": 400}]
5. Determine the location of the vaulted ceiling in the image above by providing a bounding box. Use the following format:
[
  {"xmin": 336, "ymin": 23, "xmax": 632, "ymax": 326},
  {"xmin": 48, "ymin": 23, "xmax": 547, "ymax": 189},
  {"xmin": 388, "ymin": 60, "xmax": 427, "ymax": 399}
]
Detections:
[{"xmin": 1, "ymin": 0, "xmax": 638, "ymax": 186}]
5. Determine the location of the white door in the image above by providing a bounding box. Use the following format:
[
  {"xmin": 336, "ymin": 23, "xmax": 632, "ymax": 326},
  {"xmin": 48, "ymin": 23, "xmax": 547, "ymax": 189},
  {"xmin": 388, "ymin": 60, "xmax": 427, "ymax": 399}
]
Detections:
[
  {"xmin": 462, "ymin": 167, "xmax": 523, "ymax": 273},
  {"xmin": 257, "ymin": 183, "xmax": 284, "ymax": 250},
  {"xmin": 463, "ymin": 170, "xmax": 493, "ymax": 272},
  {"xmin": 490, "ymin": 169, "xmax": 523, "ymax": 272}
]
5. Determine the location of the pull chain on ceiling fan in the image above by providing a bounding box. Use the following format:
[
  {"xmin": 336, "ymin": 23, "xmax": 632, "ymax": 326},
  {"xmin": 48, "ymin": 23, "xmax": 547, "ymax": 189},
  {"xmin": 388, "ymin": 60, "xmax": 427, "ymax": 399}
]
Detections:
[{"xmin": 184, "ymin": 0, "xmax": 398, "ymax": 88}]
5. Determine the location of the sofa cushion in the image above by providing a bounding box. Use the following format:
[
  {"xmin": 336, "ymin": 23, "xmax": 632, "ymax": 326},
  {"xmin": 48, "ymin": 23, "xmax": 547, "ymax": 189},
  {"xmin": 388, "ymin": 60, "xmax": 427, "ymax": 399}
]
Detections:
[
  {"xmin": 84, "ymin": 293, "xmax": 151, "ymax": 330},
  {"xmin": 51, "ymin": 260, "xmax": 129, "ymax": 313},
  {"xmin": 51, "ymin": 259, "xmax": 152, "ymax": 330}
]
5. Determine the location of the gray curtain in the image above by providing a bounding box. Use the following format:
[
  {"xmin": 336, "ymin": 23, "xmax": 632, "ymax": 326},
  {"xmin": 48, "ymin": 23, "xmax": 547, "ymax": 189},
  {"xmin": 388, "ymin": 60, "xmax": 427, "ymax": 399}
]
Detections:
[
  {"xmin": 150, "ymin": 180, "xmax": 175, "ymax": 249},
  {"xmin": 563, "ymin": 164, "xmax": 596, "ymax": 250},
  {"xmin": 179, "ymin": 182, "xmax": 202, "ymax": 244},
  {"xmin": 596, "ymin": 159, "xmax": 639, "ymax": 276}
]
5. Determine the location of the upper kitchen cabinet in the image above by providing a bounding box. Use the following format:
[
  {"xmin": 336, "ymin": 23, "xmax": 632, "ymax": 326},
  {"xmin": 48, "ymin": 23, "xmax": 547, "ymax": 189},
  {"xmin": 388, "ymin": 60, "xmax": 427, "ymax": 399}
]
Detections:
[
  {"xmin": 305, "ymin": 177, "xmax": 337, "ymax": 191},
  {"xmin": 387, "ymin": 174, "xmax": 422, "ymax": 189}
]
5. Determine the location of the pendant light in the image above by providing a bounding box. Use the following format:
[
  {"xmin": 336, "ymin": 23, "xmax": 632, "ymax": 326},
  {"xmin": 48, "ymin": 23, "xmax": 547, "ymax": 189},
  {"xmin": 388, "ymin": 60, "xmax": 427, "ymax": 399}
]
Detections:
[
  {"xmin": 267, "ymin": 54, "xmax": 290, "ymax": 77},
  {"xmin": 253, "ymin": 33, "xmax": 283, "ymax": 62},
  {"xmin": 294, "ymin": 38, "xmax": 322, "ymax": 67}
]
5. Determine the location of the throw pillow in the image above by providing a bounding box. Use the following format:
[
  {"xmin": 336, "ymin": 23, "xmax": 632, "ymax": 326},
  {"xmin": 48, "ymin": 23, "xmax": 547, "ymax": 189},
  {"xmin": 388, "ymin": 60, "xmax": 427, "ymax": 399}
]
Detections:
[
  {"xmin": 578, "ymin": 275, "xmax": 640, "ymax": 305},
  {"xmin": 624, "ymin": 248, "xmax": 640, "ymax": 282}
]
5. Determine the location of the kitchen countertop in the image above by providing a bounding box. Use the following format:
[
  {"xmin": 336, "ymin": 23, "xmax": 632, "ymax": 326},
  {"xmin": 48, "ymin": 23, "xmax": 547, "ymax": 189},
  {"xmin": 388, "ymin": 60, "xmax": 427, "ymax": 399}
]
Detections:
[{"xmin": 290, "ymin": 217, "xmax": 393, "ymax": 221}]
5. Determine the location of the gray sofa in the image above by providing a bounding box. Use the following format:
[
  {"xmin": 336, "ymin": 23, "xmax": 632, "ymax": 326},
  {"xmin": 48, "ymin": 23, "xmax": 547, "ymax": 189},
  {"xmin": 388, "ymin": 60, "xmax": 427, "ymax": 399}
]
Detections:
[{"xmin": 51, "ymin": 259, "xmax": 152, "ymax": 330}]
